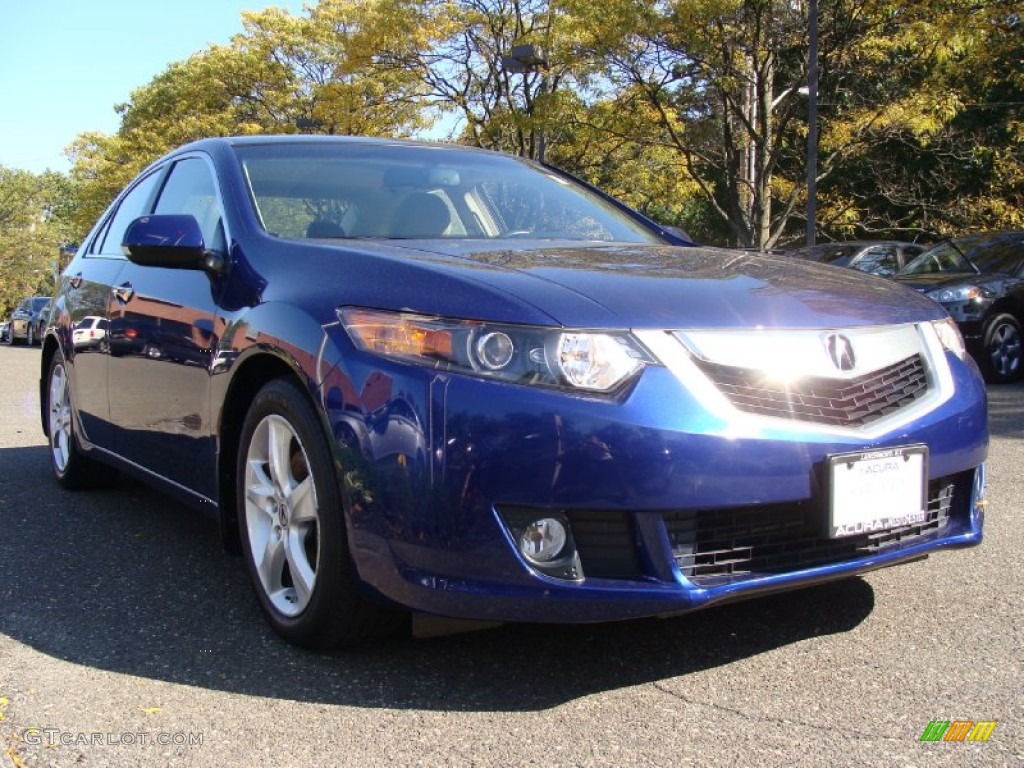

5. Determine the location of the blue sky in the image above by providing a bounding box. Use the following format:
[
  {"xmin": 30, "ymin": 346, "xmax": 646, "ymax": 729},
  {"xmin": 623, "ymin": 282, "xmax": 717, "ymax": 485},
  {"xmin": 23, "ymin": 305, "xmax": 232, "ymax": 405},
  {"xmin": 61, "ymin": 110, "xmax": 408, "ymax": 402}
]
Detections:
[{"xmin": 0, "ymin": 0, "xmax": 306, "ymax": 174}]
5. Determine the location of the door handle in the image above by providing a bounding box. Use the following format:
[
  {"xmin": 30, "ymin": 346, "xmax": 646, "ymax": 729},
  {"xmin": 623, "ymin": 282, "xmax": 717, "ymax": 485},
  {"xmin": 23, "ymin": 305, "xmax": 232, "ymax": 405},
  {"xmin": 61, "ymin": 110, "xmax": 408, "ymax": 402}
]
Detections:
[{"xmin": 113, "ymin": 282, "xmax": 134, "ymax": 303}]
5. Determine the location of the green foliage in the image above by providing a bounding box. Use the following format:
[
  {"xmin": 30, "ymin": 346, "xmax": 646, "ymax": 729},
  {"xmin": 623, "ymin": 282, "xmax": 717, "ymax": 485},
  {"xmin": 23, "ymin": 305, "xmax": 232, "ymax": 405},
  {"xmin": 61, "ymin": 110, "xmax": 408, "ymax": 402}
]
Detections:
[
  {"xmin": 815, "ymin": 0, "xmax": 1024, "ymax": 239},
  {"xmin": 0, "ymin": 168, "xmax": 75, "ymax": 314},
  {"xmin": 58, "ymin": 0, "xmax": 1024, "ymax": 249},
  {"xmin": 68, "ymin": 0, "xmax": 431, "ymax": 231}
]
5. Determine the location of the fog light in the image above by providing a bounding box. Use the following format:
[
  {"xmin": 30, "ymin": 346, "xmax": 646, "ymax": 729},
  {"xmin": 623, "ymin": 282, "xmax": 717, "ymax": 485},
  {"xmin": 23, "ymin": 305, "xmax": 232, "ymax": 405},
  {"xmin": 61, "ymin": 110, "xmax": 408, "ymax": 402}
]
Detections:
[
  {"xmin": 498, "ymin": 507, "xmax": 583, "ymax": 580},
  {"xmin": 519, "ymin": 518, "xmax": 567, "ymax": 564}
]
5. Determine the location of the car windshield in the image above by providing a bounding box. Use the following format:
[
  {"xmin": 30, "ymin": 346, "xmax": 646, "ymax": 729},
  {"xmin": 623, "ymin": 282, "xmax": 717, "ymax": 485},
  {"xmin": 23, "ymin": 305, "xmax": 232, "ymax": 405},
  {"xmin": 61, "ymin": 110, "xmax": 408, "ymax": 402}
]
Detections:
[
  {"xmin": 900, "ymin": 239, "xmax": 974, "ymax": 275},
  {"xmin": 31, "ymin": 297, "xmax": 49, "ymax": 311},
  {"xmin": 900, "ymin": 234, "xmax": 1024, "ymax": 276},
  {"xmin": 234, "ymin": 142, "xmax": 664, "ymax": 244}
]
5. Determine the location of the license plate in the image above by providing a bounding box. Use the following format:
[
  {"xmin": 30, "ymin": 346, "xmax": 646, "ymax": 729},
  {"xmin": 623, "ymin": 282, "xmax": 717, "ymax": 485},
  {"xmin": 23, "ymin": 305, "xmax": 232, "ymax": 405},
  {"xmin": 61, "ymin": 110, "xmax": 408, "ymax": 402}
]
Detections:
[{"xmin": 827, "ymin": 445, "xmax": 928, "ymax": 538}]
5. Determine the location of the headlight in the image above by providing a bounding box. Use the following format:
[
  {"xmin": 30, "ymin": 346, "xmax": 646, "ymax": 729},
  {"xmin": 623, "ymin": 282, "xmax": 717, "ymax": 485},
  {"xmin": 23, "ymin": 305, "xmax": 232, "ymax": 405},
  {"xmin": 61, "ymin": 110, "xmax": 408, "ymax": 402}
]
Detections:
[
  {"xmin": 932, "ymin": 317, "xmax": 967, "ymax": 360},
  {"xmin": 338, "ymin": 308, "xmax": 655, "ymax": 393},
  {"xmin": 925, "ymin": 285, "xmax": 990, "ymax": 303}
]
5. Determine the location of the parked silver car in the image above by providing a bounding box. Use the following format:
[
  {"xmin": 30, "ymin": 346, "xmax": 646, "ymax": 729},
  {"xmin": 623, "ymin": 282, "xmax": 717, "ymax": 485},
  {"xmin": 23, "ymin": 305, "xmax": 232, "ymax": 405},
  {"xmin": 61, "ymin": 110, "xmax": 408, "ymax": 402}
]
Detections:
[{"xmin": 7, "ymin": 296, "xmax": 51, "ymax": 346}]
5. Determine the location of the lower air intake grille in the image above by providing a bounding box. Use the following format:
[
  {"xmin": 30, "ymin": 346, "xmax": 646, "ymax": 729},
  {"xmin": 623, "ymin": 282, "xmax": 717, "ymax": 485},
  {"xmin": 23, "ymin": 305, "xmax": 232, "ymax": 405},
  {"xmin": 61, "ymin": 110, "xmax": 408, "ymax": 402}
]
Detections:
[
  {"xmin": 564, "ymin": 509, "xmax": 643, "ymax": 579},
  {"xmin": 694, "ymin": 354, "xmax": 928, "ymax": 427},
  {"xmin": 665, "ymin": 472, "xmax": 969, "ymax": 586}
]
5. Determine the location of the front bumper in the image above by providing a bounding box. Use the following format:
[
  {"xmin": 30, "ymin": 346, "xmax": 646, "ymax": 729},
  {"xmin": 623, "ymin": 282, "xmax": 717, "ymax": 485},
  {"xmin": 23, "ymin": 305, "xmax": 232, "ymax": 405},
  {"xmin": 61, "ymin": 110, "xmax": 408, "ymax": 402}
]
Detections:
[{"xmin": 322, "ymin": 343, "xmax": 988, "ymax": 624}]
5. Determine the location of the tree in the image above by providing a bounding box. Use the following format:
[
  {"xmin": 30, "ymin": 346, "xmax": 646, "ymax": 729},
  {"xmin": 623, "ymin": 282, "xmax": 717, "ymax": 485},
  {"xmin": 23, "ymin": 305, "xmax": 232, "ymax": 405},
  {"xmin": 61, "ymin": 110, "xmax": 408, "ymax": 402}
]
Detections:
[
  {"xmin": 68, "ymin": 0, "xmax": 431, "ymax": 232},
  {"xmin": 561, "ymin": 0, "xmax": 819, "ymax": 247},
  {"xmin": 63, "ymin": 0, "xmax": 1022, "ymax": 247},
  {"xmin": 816, "ymin": 0, "xmax": 1024, "ymax": 238},
  {"xmin": 0, "ymin": 168, "xmax": 74, "ymax": 313},
  {"xmin": 559, "ymin": 0, "xmax": 1024, "ymax": 247}
]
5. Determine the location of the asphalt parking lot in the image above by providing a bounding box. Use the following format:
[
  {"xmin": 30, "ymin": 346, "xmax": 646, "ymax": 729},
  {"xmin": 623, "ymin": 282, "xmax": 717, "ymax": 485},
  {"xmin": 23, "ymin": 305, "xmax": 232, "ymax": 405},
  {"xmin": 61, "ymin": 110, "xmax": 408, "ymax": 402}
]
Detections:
[{"xmin": 1, "ymin": 343, "xmax": 1021, "ymax": 767}]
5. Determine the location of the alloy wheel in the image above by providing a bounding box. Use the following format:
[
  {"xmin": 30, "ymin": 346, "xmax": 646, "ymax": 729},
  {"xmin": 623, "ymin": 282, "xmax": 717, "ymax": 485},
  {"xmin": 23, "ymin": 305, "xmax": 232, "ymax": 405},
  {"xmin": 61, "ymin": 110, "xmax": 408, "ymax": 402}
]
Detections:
[
  {"xmin": 243, "ymin": 414, "xmax": 321, "ymax": 617},
  {"xmin": 990, "ymin": 321, "xmax": 1022, "ymax": 379},
  {"xmin": 48, "ymin": 361, "xmax": 73, "ymax": 472}
]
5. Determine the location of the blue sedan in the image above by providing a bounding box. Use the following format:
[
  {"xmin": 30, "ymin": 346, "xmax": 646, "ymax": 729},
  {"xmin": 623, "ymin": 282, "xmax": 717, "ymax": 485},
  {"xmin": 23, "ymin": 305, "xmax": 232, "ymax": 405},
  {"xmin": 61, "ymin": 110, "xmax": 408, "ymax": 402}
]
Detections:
[{"xmin": 40, "ymin": 136, "xmax": 988, "ymax": 648}]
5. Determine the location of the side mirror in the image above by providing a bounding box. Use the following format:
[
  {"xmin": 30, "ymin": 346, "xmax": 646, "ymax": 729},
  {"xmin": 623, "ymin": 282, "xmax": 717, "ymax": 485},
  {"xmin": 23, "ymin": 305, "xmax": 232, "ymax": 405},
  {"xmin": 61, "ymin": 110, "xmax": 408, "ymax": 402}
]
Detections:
[
  {"xmin": 122, "ymin": 215, "xmax": 224, "ymax": 271},
  {"xmin": 661, "ymin": 225, "xmax": 695, "ymax": 245}
]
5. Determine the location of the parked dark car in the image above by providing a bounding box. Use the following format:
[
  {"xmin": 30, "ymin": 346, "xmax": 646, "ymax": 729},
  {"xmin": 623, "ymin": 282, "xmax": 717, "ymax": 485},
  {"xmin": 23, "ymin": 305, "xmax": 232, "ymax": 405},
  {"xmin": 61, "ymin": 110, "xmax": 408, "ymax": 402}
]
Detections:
[
  {"xmin": 787, "ymin": 240, "xmax": 928, "ymax": 277},
  {"xmin": 40, "ymin": 136, "xmax": 987, "ymax": 649},
  {"xmin": 894, "ymin": 231, "xmax": 1024, "ymax": 383},
  {"xmin": 8, "ymin": 296, "xmax": 51, "ymax": 346}
]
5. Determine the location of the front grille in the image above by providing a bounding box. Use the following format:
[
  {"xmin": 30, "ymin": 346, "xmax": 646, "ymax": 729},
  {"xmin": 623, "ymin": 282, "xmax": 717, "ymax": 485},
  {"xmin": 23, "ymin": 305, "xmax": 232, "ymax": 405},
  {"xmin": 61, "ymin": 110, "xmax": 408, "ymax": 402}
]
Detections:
[
  {"xmin": 665, "ymin": 472, "xmax": 969, "ymax": 586},
  {"xmin": 695, "ymin": 354, "xmax": 928, "ymax": 427}
]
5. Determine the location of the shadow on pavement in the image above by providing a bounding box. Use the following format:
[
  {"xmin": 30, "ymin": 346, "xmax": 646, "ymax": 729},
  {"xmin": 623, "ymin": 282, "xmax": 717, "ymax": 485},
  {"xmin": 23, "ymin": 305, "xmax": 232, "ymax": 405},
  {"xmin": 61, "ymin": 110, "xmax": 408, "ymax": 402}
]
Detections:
[{"xmin": 0, "ymin": 444, "xmax": 874, "ymax": 713}]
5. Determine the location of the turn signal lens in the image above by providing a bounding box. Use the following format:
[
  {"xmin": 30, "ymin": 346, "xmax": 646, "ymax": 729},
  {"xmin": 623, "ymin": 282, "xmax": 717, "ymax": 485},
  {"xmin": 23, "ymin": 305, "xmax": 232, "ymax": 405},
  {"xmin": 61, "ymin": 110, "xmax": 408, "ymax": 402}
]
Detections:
[{"xmin": 340, "ymin": 309, "xmax": 453, "ymax": 361}]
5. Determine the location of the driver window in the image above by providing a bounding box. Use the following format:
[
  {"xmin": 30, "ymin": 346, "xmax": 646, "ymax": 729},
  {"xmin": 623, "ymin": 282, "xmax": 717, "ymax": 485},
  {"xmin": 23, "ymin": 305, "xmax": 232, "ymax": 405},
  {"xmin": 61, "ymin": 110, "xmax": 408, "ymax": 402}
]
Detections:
[{"xmin": 154, "ymin": 158, "xmax": 225, "ymax": 251}]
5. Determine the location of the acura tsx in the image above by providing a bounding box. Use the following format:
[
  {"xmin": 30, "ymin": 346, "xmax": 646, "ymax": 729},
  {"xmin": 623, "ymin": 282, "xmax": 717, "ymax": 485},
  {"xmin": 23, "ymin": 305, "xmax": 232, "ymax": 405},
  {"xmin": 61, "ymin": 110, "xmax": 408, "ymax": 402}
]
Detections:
[{"xmin": 40, "ymin": 136, "xmax": 988, "ymax": 648}]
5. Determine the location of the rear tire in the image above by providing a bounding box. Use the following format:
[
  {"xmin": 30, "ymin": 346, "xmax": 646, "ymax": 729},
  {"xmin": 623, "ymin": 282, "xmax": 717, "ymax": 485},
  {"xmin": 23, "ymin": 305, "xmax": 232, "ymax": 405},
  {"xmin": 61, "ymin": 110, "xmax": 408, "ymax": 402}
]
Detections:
[
  {"xmin": 237, "ymin": 378, "xmax": 405, "ymax": 649},
  {"xmin": 980, "ymin": 313, "xmax": 1023, "ymax": 384},
  {"xmin": 45, "ymin": 350, "xmax": 119, "ymax": 489},
  {"xmin": 27, "ymin": 324, "xmax": 35, "ymax": 346}
]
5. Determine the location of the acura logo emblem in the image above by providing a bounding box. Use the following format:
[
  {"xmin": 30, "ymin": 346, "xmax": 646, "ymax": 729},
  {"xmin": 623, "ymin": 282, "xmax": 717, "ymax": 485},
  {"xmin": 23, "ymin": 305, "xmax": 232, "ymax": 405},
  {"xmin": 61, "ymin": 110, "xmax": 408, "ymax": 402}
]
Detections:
[{"xmin": 824, "ymin": 333, "xmax": 856, "ymax": 371}]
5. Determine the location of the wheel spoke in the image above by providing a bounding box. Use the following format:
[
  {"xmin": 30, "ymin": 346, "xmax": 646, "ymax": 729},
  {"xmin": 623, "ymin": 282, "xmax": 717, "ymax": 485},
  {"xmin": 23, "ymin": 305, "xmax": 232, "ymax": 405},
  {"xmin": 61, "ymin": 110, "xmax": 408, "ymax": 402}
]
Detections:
[
  {"xmin": 289, "ymin": 476, "xmax": 316, "ymax": 524},
  {"xmin": 257, "ymin": 527, "xmax": 286, "ymax": 592},
  {"xmin": 245, "ymin": 459, "xmax": 276, "ymax": 517},
  {"xmin": 267, "ymin": 418, "xmax": 293, "ymax": 495},
  {"xmin": 284, "ymin": 529, "xmax": 315, "ymax": 607}
]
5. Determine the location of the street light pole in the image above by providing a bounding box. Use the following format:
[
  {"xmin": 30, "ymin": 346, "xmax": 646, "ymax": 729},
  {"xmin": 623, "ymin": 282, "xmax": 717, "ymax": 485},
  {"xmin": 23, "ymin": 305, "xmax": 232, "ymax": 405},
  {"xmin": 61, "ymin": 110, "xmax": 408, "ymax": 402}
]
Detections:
[
  {"xmin": 500, "ymin": 44, "xmax": 548, "ymax": 162},
  {"xmin": 806, "ymin": 0, "xmax": 819, "ymax": 246}
]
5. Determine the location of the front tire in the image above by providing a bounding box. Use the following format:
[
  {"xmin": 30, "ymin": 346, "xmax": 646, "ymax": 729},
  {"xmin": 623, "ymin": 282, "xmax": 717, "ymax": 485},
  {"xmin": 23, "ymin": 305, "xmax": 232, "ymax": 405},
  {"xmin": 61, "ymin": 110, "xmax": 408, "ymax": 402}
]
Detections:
[
  {"xmin": 237, "ymin": 378, "xmax": 404, "ymax": 649},
  {"xmin": 45, "ymin": 350, "xmax": 119, "ymax": 489},
  {"xmin": 981, "ymin": 313, "xmax": 1023, "ymax": 384}
]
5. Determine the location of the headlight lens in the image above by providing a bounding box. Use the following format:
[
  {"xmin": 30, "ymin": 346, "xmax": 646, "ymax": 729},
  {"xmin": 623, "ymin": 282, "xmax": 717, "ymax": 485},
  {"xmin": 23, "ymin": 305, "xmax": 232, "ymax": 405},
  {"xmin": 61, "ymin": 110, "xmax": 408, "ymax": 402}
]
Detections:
[
  {"xmin": 926, "ymin": 284, "xmax": 990, "ymax": 303},
  {"xmin": 932, "ymin": 317, "xmax": 967, "ymax": 360},
  {"xmin": 339, "ymin": 308, "xmax": 654, "ymax": 393}
]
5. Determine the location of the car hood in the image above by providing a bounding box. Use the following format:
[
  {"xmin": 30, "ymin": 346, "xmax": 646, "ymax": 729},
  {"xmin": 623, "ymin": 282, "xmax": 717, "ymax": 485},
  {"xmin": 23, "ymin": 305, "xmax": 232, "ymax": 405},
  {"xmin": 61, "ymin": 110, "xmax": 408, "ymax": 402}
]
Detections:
[
  {"xmin": 265, "ymin": 239, "xmax": 946, "ymax": 330},
  {"xmin": 391, "ymin": 241, "xmax": 945, "ymax": 329}
]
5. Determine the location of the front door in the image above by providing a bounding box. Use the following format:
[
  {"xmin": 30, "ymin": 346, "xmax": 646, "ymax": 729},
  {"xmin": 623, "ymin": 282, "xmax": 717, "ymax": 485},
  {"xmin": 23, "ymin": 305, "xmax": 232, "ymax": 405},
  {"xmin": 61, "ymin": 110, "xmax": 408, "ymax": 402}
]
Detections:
[{"xmin": 107, "ymin": 156, "xmax": 226, "ymax": 498}]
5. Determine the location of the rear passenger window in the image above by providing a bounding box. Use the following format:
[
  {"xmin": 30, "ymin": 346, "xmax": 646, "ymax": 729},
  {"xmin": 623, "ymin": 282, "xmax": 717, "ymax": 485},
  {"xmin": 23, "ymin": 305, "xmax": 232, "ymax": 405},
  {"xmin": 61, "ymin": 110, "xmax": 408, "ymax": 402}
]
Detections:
[{"xmin": 97, "ymin": 170, "xmax": 163, "ymax": 256}]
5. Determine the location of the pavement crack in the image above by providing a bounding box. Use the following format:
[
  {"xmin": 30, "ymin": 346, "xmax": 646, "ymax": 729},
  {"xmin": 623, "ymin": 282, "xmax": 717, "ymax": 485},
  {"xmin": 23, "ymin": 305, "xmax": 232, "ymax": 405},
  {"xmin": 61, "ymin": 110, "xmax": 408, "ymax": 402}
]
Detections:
[{"xmin": 650, "ymin": 681, "xmax": 904, "ymax": 742}]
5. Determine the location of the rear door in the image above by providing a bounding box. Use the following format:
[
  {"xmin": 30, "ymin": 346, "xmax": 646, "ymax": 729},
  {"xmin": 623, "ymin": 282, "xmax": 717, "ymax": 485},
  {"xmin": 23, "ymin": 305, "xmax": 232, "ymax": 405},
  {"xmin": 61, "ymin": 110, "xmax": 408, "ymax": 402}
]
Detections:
[{"xmin": 64, "ymin": 168, "xmax": 164, "ymax": 450}]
